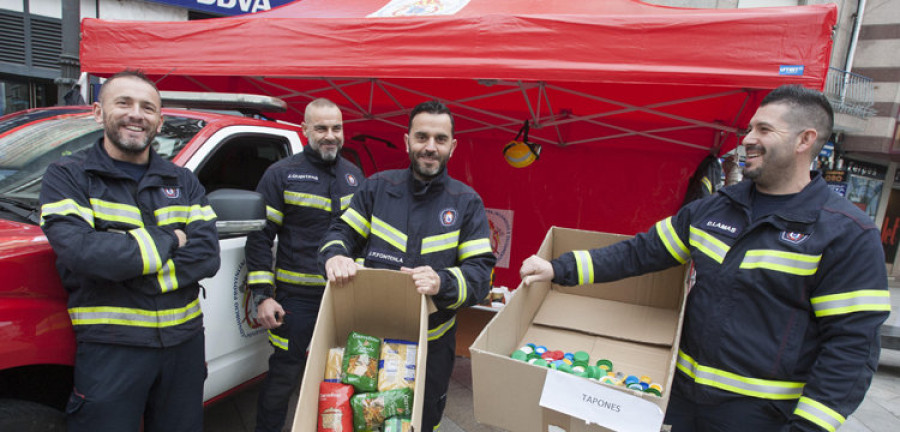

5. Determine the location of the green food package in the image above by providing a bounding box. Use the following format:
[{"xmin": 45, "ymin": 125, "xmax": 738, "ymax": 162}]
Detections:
[
  {"xmin": 342, "ymin": 331, "xmax": 381, "ymax": 392},
  {"xmin": 383, "ymin": 416, "xmax": 412, "ymax": 432},
  {"xmin": 350, "ymin": 388, "xmax": 414, "ymax": 432}
]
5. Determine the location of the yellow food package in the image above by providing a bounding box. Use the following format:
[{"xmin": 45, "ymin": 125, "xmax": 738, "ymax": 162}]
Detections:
[
  {"xmin": 324, "ymin": 347, "xmax": 344, "ymax": 382},
  {"xmin": 377, "ymin": 339, "xmax": 417, "ymax": 391}
]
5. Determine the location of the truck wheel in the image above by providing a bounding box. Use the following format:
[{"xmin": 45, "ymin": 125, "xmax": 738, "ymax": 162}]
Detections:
[{"xmin": 0, "ymin": 399, "xmax": 66, "ymax": 432}]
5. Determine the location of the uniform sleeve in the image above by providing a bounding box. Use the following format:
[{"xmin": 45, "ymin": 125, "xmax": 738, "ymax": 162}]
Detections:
[
  {"xmin": 40, "ymin": 162, "xmax": 179, "ymax": 282},
  {"xmin": 151, "ymin": 172, "xmax": 221, "ymax": 294},
  {"xmin": 318, "ymin": 176, "xmax": 374, "ymax": 273},
  {"xmin": 789, "ymin": 228, "xmax": 890, "ymax": 432},
  {"xmin": 244, "ymin": 166, "xmax": 284, "ymax": 303},
  {"xmin": 432, "ymin": 196, "xmax": 497, "ymax": 311},
  {"xmin": 550, "ymin": 205, "xmax": 693, "ymax": 286}
]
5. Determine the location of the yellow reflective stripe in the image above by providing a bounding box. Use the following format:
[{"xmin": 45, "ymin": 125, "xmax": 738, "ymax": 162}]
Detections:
[
  {"xmin": 275, "ymin": 268, "xmax": 326, "ymax": 286},
  {"xmin": 655, "ymin": 217, "xmax": 689, "ymax": 264},
  {"xmin": 810, "ymin": 290, "xmax": 891, "ymax": 317},
  {"xmin": 157, "ymin": 259, "xmax": 178, "ymax": 293},
  {"xmin": 40, "ymin": 199, "xmax": 95, "ymax": 227},
  {"xmin": 188, "ymin": 205, "xmax": 216, "ymax": 223},
  {"xmin": 319, "ymin": 240, "xmax": 347, "ymax": 253},
  {"xmin": 284, "ymin": 190, "xmax": 331, "ymax": 211},
  {"xmin": 794, "ymin": 397, "xmax": 844, "ymax": 432},
  {"xmin": 676, "ymin": 349, "xmax": 804, "ymax": 400},
  {"xmin": 422, "ymin": 230, "xmax": 460, "ymax": 255},
  {"xmin": 248, "ymin": 271, "xmax": 275, "ymax": 285},
  {"xmin": 340, "ymin": 194, "xmax": 353, "ymax": 211},
  {"xmin": 689, "ymin": 226, "xmax": 730, "ymax": 264},
  {"xmin": 90, "ymin": 198, "xmax": 143, "ymax": 227},
  {"xmin": 701, "ymin": 176, "xmax": 713, "ymax": 194},
  {"xmin": 740, "ymin": 250, "xmax": 821, "ymax": 276},
  {"xmin": 355, "ymin": 257, "xmax": 365, "ymax": 265},
  {"xmin": 432, "ymin": 422, "xmax": 440, "ymax": 432},
  {"xmin": 573, "ymin": 250, "xmax": 594, "ymax": 285},
  {"xmin": 428, "ymin": 316, "xmax": 456, "ymax": 341},
  {"xmin": 447, "ymin": 267, "xmax": 468, "ymax": 310},
  {"xmin": 128, "ymin": 227, "xmax": 163, "ymax": 274},
  {"xmin": 266, "ymin": 206, "xmax": 284, "ymax": 225},
  {"xmin": 154, "ymin": 205, "xmax": 215, "ymax": 226},
  {"xmin": 341, "ymin": 208, "xmax": 371, "ymax": 238},
  {"xmin": 268, "ymin": 330, "xmax": 289, "ymax": 351},
  {"xmin": 68, "ymin": 298, "xmax": 202, "ymax": 328},
  {"xmin": 372, "ymin": 216, "xmax": 407, "ymax": 252},
  {"xmin": 458, "ymin": 238, "xmax": 492, "ymax": 261}
]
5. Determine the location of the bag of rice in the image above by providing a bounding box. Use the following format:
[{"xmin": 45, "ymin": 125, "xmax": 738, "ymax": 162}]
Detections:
[
  {"xmin": 317, "ymin": 381, "xmax": 354, "ymax": 432},
  {"xmin": 342, "ymin": 331, "xmax": 381, "ymax": 392},
  {"xmin": 324, "ymin": 347, "xmax": 345, "ymax": 382},
  {"xmin": 350, "ymin": 388, "xmax": 414, "ymax": 432},
  {"xmin": 377, "ymin": 339, "xmax": 417, "ymax": 391}
]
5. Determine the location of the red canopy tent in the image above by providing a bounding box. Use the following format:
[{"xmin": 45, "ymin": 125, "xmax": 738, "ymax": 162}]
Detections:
[{"xmin": 80, "ymin": 0, "xmax": 837, "ymax": 287}]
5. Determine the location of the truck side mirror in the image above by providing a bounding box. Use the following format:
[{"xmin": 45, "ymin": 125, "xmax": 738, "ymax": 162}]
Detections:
[{"xmin": 207, "ymin": 188, "xmax": 267, "ymax": 237}]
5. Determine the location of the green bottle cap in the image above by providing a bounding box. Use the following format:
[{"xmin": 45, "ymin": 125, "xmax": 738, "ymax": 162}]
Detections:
[
  {"xmin": 511, "ymin": 350, "xmax": 528, "ymax": 361},
  {"xmin": 573, "ymin": 351, "xmax": 590, "ymax": 366},
  {"xmin": 595, "ymin": 359, "xmax": 613, "ymax": 371}
]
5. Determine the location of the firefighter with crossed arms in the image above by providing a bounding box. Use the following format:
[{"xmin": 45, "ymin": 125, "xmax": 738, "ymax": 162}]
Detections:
[
  {"xmin": 320, "ymin": 100, "xmax": 496, "ymax": 431},
  {"xmin": 520, "ymin": 85, "xmax": 891, "ymax": 432}
]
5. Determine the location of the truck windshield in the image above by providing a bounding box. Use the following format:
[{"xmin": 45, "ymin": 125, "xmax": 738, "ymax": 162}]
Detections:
[{"xmin": 0, "ymin": 111, "xmax": 203, "ymax": 200}]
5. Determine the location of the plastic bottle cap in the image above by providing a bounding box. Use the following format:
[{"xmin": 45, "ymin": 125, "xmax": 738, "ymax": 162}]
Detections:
[
  {"xmin": 558, "ymin": 364, "xmax": 573, "ymax": 374},
  {"xmin": 535, "ymin": 345, "xmax": 548, "ymax": 355},
  {"xmin": 519, "ymin": 346, "xmax": 535, "ymax": 355},
  {"xmin": 640, "ymin": 375, "xmax": 652, "ymax": 383},
  {"xmin": 627, "ymin": 383, "xmax": 643, "ymax": 391},
  {"xmin": 645, "ymin": 388, "xmax": 662, "ymax": 397},
  {"xmin": 624, "ymin": 375, "xmax": 640, "ymax": 386},
  {"xmin": 595, "ymin": 359, "xmax": 613, "ymax": 371},
  {"xmin": 574, "ymin": 351, "xmax": 590, "ymax": 363},
  {"xmin": 511, "ymin": 350, "xmax": 528, "ymax": 361}
]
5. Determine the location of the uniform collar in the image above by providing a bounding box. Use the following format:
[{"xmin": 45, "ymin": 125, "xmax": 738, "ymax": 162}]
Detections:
[
  {"xmin": 84, "ymin": 138, "xmax": 178, "ymax": 182},
  {"xmin": 302, "ymin": 146, "xmax": 338, "ymax": 168},
  {"xmin": 721, "ymin": 171, "xmax": 830, "ymax": 224},
  {"xmin": 408, "ymin": 166, "xmax": 449, "ymax": 197}
]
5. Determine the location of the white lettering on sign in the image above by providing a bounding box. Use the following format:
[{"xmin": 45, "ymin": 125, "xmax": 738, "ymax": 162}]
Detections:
[
  {"xmin": 196, "ymin": 0, "xmax": 272, "ymax": 13},
  {"xmin": 539, "ymin": 370, "xmax": 664, "ymax": 432}
]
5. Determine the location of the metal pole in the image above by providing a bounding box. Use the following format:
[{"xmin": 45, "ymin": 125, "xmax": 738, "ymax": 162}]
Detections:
[{"xmin": 56, "ymin": 0, "xmax": 81, "ymax": 104}]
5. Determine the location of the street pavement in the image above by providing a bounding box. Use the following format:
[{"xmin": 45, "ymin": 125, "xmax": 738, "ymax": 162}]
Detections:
[{"xmin": 204, "ymin": 285, "xmax": 900, "ymax": 432}]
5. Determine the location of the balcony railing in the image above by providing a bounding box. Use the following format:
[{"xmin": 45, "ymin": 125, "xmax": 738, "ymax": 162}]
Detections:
[{"xmin": 825, "ymin": 67, "xmax": 876, "ymax": 118}]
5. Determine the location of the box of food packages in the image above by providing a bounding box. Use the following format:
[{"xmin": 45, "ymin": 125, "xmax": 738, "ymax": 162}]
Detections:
[
  {"xmin": 470, "ymin": 227, "xmax": 689, "ymax": 432},
  {"xmin": 292, "ymin": 269, "xmax": 429, "ymax": 431}
]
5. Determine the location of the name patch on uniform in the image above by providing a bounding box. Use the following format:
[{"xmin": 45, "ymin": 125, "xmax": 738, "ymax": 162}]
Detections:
[
  {"xmin": 287, "ymin": 173, "xmax": 319, "ymax": 182},
  {"xmin": 162, "ymin": 187, "xmax": 180, "ymax": 199},
  {"xmin": 780, "ymin": 231, "xmax": 810, "ymax": 245},
  {"xmin": 702, "ymin": 219, "xmax": 741, "ymax": 238},
  {"xmin": 367, "ymin": 249, "xmax": 404, "ymax": 267},
  {"xmin": 345, "ymin": 173, "xmax": 358, "ymax": 187},
  {"xmin": 440, "ymin": 208, "xmax": 457, "ymax": 227}
]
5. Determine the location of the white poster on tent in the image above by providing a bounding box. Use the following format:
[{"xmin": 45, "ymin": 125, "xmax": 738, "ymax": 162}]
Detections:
[
  {"xmin": 367, "ymin": 0, "xmax": 471, "ymax": 17},
  {"xmin": 485, "ymin": 208, "xmax": 513, "ymax": 269}
]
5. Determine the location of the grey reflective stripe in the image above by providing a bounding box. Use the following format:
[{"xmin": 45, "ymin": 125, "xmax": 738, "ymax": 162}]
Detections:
[
  {"xmin": 275, "ymin": 268, "xmax": 326, "ymax": 286},
  {"xmin": 422, "ymin": 230, "xmax": 460, "ymax": 255},
  {"xmin": 189, "ymin": 205, "xmax": 216, "ymax": 222},
  {"xmin": 676, "ymin": 350, "xmax": 804, "ymax": 400},
  {"xmin": 90, "ymin": 198, "xmax": 143, "ymax": 227},
  {"xmin": 655, "ymin": 218, "xmax": 689, "ymax": 263},
  {"xmin": 689, "ymin": 226, "xmax": 729, "ymax": 264},
  {"xmin": 68, "ymin": 299, "xmax": 202, "ymax": 328},
  {"xmin": 129, "ymin": 228, "xmax": 162, "ymax": 274},
  {"xmin": 740, "ymin": 250, "xmax": 820, "ymax": 276},
  {"xmin": 266, "ymin": 206, "xmax": 284, "ymax": 225},
  {"xmin": 40, "ymin": 199, "xmax": 95, "ymax": 227},
  {"xmin": 795, "ymin": 397, "xmax": 844, "ymax": 432},
  {"xmin": 447, "ymin": 267, "xmax": 467, "ymax": 309},
  {"xmin": 157, "ymin": 259, "xmax": 178, "ymax": 293},
  {"xmin": 810, "ymin": 290, "xmax": 892, "ymax": 317},
  {"xmin": 372, "ymin": 216, "xmax": 408, "ymax": 252},
  {"xmin": 248, "ymin": 271, "xmax": 275, "ymax": 285},
  {"xmin": 340, "ymin": 194, "xmax": 353, "ymax": 210},
  {"xmin": 284, "ymin": 191, "xmax": 331, "ymax": 211},
  {"xmin": 428, "ymin": 316, "xmax": 456, "ymax": 341},
  {"xmin": 268, "ymin": 330, "xmax": 289, "ymax": 351},
  {"xmin": 155, "ymin": 207, "xmax": 189, "ymax": 225},
  {"xmin": 507, "ymin": 151, "xmax": 534, "ymax": 164},
  {"xmin": 574, "ymin": 250, "xmax": 593, "ymax": 285}
]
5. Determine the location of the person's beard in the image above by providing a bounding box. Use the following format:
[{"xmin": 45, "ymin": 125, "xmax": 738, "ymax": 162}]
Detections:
[
  {"xmin": 312, "ymin": 137, "xmax": 341, "ymax": 162},
  {"xmin": 410, "ymin": 149, "xmax": 447, "ymax": 180},
  {"xmin": 105, "ymin": 116, "xmax": 156, "ymax": 155}
]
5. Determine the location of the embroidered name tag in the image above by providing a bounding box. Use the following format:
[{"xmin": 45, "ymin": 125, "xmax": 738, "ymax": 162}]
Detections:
[
  {"xmin": 702, "ymin": 219, "xmax": 741, "ymax": 238},
  {"xmin": 367, "ymin": 249, "xmax": 405, "ymax": 267},
  {"xmin": 287, "ymin": 173, "xmax": 319, "ymax": 182}
]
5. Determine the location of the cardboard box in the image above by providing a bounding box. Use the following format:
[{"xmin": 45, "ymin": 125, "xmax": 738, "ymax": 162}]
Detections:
[
  {"xmin": 470, "ymin": 227, "xmax": 688, "ymax": 432},
  {"xmin": 292, "ymin": 269, "xmax": 429, "ymax": 431}
]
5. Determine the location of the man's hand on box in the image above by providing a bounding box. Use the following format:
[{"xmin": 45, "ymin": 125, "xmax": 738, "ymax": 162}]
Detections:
[
  {"xmin": 326, "ymin": 255, "xmax": 358, "ymax": 286},
  {"xmin": 256, "ymin": 297, "xmax": 285, "ymax": 329},
  {"xmin": 401, "ymin": 265, "xmax": 440, "ymax": 296},
  {"xmin": 520, "ymin": 255, "xmax": 554, "ymax": 287}
]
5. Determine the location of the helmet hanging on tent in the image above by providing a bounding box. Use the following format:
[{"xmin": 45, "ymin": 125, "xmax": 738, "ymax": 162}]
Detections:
[{"xmin": 503, "ymin": 120, "xmax": 542, "ymax": 168}]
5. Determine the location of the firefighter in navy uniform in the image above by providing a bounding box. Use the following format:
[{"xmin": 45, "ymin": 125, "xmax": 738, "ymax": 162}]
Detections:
[
  {"xmin": 521, "ymin": 85, "xmax": 891, "ymax": 432},
  {"xmin": 245, "ymin": 98, "xmax": 363, "ymax": 432},
  {"xmin": 321, "ymin": 100, "xmax": 496, "ymax": 431},
  {"xmin": 39, "ymin": 70, "xmax": 220, "ymax": 432}
]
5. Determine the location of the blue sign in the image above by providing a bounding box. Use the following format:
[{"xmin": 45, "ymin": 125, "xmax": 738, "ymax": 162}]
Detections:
[
  {"xmin": 819, "ymin": 141, "xmax": 834, "ymax": 157},
  {"xmin": 779, "ymin": 65, "xmax": 805, "ymax": 76},
  {"xmin": 145, "ymin": 0, "xmax": 295, "ymax": 16}
]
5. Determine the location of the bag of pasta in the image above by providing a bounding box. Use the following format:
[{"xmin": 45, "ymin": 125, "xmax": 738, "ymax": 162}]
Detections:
[
  {"xmin": 377, "ymin": 339, "xmax": 417, "ymax": 391},
  {"xmin": 342, "ymin": 331, "xmax": 381, "ymax": 392},
  {"xmin": 350, "ymin": 388, "xmax": 414, "ymax": 432},
  {"xmin": 324, "ymin": 347, "xmax": 345, "ymax": 382},
  {"xmin": 383, "ymin": 416, "xmax": 412, "ymax": 432}
]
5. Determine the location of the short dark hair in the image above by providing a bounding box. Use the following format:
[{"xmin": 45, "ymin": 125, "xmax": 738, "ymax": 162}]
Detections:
[
  {"xmin": 98, "ymin": 70, "xmax": 159, "ymax": 102},
  {"xmin": 408, "ymin": 100, "xmax": 454, "ymax": 135},
  {"xmin": 760, "ymin": 85, "xmax": 833, "ymax": 157}
]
